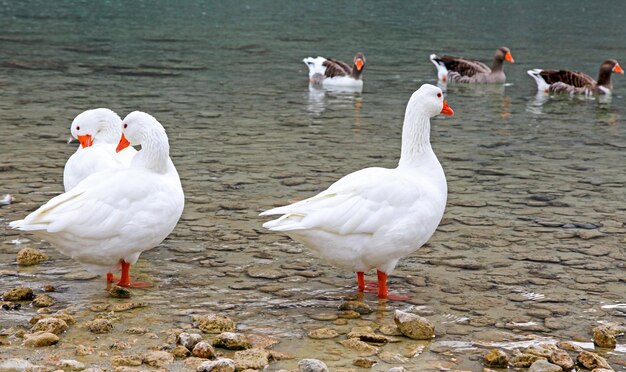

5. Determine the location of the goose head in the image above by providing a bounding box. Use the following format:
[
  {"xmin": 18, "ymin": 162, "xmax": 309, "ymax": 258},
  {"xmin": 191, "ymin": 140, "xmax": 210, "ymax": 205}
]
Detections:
[
  {"xmin": 495, "ymin": 47, "xmax": 514, "ymax": 64},
  {"xmin": 602, "ymin": 59, "xmax": 624, "ymax": 75},
  {"xmin": 71, "ymin": 108, "xmax": 122, "ymax": 148},
  {"xmin": 117, "ymin": 111, "xmax": 167, "ymax": 153},
  {"xmin": 353, "ymin": 52, "xmax": 366, "ymax": 72},
  {"xmin": 408, "ymin": 84, "xmax": 454, "ymax": 118}
]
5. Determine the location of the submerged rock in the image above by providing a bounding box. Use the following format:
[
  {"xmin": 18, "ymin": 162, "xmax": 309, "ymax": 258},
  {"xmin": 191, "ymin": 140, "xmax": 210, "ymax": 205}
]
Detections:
[
  {"xmin": 197, "ymin": 358, "xmax": 236, "ymax": 372},
  {"xmin": 353, "ymin": 357, "xmax": 376, "ymax": 368},
  {"xmin": 213, "ymin": 332, "xmax": 250, "ymax": 350},
  {"xmin": 32, "ymin": 293, "xmax": 55, "ymax": 307},
  {"xmin": 31, "ymin": 317, "xmax": 68, "ymax": 334},
  {"xmin": 233, "ymin": 348, "xmax": 270, "ymax": 370},
  {"xmin": 57, "ymin": 359, "xmax": 86, "ymax": 371},
  {"xmin": 86, "ymin": 319, "xmax": 113, "ymax": 334},
  {"xmin": 143, "ymin": 350, "xmax": 174, "ymax": 368},
  {"xmin": 393, "ymin": 310, "xmax": 435, "ymax": 340},
  {"xmin": 111, "ymin": 355, "xmax": 142, "ymax": 367},
  {"xmin": 549, "ymin": 349, "xmax": 574, "ymax": 370},
  {"xmin": 347, "ymin": 326, "xmax": 389, "ymax": 344},
  {"xmin": 3, "ymin": 287, "xmax": 34, "ymax": 301},
  {"xmin": 23, "ymin": 331, "xmax": 59, "ymax": 347},
  {"xmin": 298, "ymin": 358, "xmax": 330, "ymax": 372},
  {"xmin": 0, "ymin": 358, "xmax": 38, "ymax": 371},
  {"xmin": 510, "ymin": 354, "xmax": 546, "ymax": 368},
  {"xmin": 307, "ymin": 328, "xmax": 339, "ymax": 339},
  {"xmin": 195, "ymin": 314, "xmax": 236, "ymax": 333},
  {"xmin": 338, "ymin": 301, "xmax": 372, "ymax": 315},
  {"xmin": 108, "ymin": 286, "xmax": 132, "ymax": 298},
  {"xmin": 16, "ymin": 247, "xmax": 48, "ymax": 266},
  {"xmin": 172, "ymin": 344, "xmax": 191, "ymax": 358},
  {"xmin": 592, "ymin": 325, "xmax": 617, "ymax": 348},
  {"xmin": 339, "ymin": 338, "xmax": 379, "ymax": 355},
  {"xmin": 483, "ymin": 349, "xmax": 508, "ymax": 368}
]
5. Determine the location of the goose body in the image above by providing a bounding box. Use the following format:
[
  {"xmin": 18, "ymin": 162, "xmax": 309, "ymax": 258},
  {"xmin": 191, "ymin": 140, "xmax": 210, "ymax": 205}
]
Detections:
[
  {"xmin": 11, "ymin": 111, "xmax": 184, "ymax": 286},
  {"xmin": 430, "ymin": 47, "xmax": 514, "ymax": 84},
  {"xmin": 261, "ymin": 84, "xmax": 453, "ymax": 299},
  {"xmin": 63, "ymin": 108, "xmax": 136, "ymax": 191},
  {"xmin": 303, "ymin": 52, "xmax": 366, "ymax": 89},
  {"xmin": 527, "ymin": 59, "xmax": 623, "ymax": 95}
]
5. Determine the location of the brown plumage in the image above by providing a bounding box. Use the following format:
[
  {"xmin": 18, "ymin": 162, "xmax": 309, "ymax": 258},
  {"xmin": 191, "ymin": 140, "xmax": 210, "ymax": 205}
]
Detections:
[
  {"xmin": 323, "ymin": 52, "xmax": 366, "ymax": 80},
  {"xmin": 528, "ymin": 59, "xmax": 623, "ymax": 95},
  {"xmin": 430, "ymin": 47, "xmax": 514, "ymax": 84}
]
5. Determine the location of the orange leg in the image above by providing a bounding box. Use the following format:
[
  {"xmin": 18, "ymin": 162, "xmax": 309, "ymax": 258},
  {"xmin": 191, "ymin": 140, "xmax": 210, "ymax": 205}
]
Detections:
[
  {"xmin": 106, "ymin": 272, "xmax": 114, "ymax": 283},
  {"xmin": 117, "ymin": 260, "xmax": 131, "ymax": 287},
  {"xmin": 377, "ymin": 270, "xmax": 388, "ymax": 299},
  {"xmin": 357, "ymin": 272, "xmax": 365, "ymax": 291}
]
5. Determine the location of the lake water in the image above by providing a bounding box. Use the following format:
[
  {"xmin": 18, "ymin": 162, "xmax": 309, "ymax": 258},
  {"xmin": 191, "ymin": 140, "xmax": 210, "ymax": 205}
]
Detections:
[{"xmin": 1, "ymin": 1, "xmax": 625, "ymax": 370}]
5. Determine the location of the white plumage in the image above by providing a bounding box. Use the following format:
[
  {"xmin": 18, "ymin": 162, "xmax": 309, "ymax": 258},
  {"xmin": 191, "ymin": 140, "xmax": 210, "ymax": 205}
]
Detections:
[
  {"xmin": 10, "ymin": 111, "xmax": 184, "ymax": 286},
  {"xmin": 261, "ymin": 84, "xmax": 453, "ymax": 299}
]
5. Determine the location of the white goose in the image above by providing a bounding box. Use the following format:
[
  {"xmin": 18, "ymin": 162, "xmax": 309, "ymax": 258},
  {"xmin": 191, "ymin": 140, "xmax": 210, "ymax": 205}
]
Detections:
[
  {"xmin": 261, "ymin": 84, "xmax": 453, "ymax": 299},
  {"xmin": 64, "ymin": 108, "xmax": 137, "ymax": 191},
  {"xmin": 10, "ymin": 111, "xmax": 184, "ymax": 288}
]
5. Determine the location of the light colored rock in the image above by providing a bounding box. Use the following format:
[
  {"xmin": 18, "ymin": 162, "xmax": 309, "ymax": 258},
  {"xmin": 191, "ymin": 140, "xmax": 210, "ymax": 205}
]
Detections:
[
  {"xmin": 194, "ymin": 314, "xmax": 236, "ymax": 334},
  {"xmin": 31, "ymin": 317, "xmax": 67, "ymax": 335},
  {"xmin": 213, "ymin": 332, "xmax": 250, "ymax": 350},
  {"xmin": 143, "ymin": 350, "xmax": 174, "ymax": 368},
  {"xmin": 233, "ymin": 348, "xmax": 270, "ymax": 370},
  {"xmin": 86, "ymin": 319, "xmax": 113, "ymax": 334},
  {"xmin": 16, "ymin": 247, "xmax": 48, "ymax": 266},
  {"xmin": 339, "ymin": 338, "xmax": 379, "ymax": 355},
  {"xmin": 184, "ymin": 357, "xmax": 207, "ymax": 370},
  {"xmin": 378, "ymin": 351, "xmax": 408, "ymax": 364},
  {"xmin": 32, "ymin": 293, "xmax": 55, "ymax": 307},
  {"xmin": 549, "ymin": 349, "xmax": 574, "ymax": 370},
  {"xmin": 178, "ymin": 332, "xmax": 203, "ymax": 350},
  {"xmin": 528, "ymin": 359, "xmax": 562, "ymax": 372},
  {"xmin": 0, "ymin": 358, "xmax": 38, "ymax": 371},
  {"xmin": 172, "ymin": 345, "xmax": 191, "ymax": 358},
  {"xmin": 192, "ymin": 341, "xmax": 216, "ymax": 359},
  {"xmin": 196, "ymin": 358, "xmax": 236, "ymax": 372},
  {"xmin": 23, "ymin": 331, "xmax": 59, "ymax": 347},
  {"xmin": 307, "ymin": 328, "xmax": 339, "ymax": 339},
  {"xmin": 387, "ymin": 368, "xmax": 407, "ymax": 372},
  {"xmin": 57, "ymin": 359, "xmax": 86, "ymax": 371},
  {"xmin": 577, "ymin": 350, "xmax": 612, "ymax": 370},
  {"xmin": 593, "ymin": 326, "xmax": 616, "ymax": 348},
  {"xmin": 111, "ymin": 355, "xmax": 142, "ymax": 367},
  {"xmin": 2, "ymin": 287, "xmax": 34, "ymax": 301},
  {"xmin": 297, "ymin": 358, "xmax": 330, "ymax": 372},
  {"xmin": 393, "ymin": 310, "xmax": 435, "ymax": 340}
]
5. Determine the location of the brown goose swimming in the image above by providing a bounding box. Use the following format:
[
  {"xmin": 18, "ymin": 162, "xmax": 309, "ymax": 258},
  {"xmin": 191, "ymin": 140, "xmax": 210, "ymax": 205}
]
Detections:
[
  {"xmin": 527, "ymin": 59, "xmax": 623, "ymax": 95},
  {"xmin": 430, "ymin": 47, "xmax": 514, "ymax": 84},
  {"xmin": 303, "ymin": 52, "xmax": 366, "ymax": 89}
]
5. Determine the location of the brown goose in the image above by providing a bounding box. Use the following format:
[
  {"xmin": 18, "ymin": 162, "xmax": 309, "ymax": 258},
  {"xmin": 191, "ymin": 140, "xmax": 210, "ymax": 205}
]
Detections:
[
  {"xmin": 430, "ymin": 47, "xmax": 514, "ymax": 84},
  {"xmin": 527, "ymin": 59, "xmax": 624, "ymax": 95},
  {"xmin": 303, "ymin": 52, "xmax": 366, "ymax": 88}
]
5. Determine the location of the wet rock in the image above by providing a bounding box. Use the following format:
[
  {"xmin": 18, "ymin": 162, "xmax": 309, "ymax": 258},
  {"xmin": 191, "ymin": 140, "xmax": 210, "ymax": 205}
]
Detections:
[
  {"xmin": 3, "ymin": 286, "xmax": 34, "ymax": 301},
  {"xmin": 233, "ymin": 348, "xmax": 270, "ymax": 370},
  {"xmin": 23, "ymin": 331, "xmax": 59, "ymax": 347},
  {"xmin": 86, "ymin": 318, "xmax": 113, "ymax": 334},
  {"xmin": 31, "ymin": 317, "xmax": 68, "ymax": 334},
  {"xmin": 577, "ymin": 350, "xmax": 612, "ymax": 370},
  {"xmin": 42, "ymin": 284, "xmax": 56, "ymax": 292},
  {"xmin": 172, "ymin": 344, "xmax": 191, "ymax": 358},
  {"xmin": 247, "ymin": 333, "xmax": 279, "ymax": 349},
  {"xmin": 528, "ymin": 359, "xmax": 562, "ymax": 372},
  {"xmin": 379, "ymin": 323, "xmax": 402, "ymax": 336},
  {"xmin": 378, "ymin": 351, "xmax": 408, "ymax": 364},
  {"xmin": 126, "ymin": 327, "xmax": 149, "ymax": 334},
  {"xmin": 387, "ymin": 368, "xmax": 406, "ymax": 372},
  {"xmin": 184, "ymin": 357, "xmax": 207, "ymax": 370},
  {"xmin": 76, "ymin": 344, "xmax": 94, "ymax": 356},
  {"xmin": 525, "ymin": 345, "xmax": 553, "ymax": 359},
  {"xmin": 1, "ymin": 302, "xmax": 21, "ymax": 311},
  {"xmin": 593, "ymin": 325, "xmax": 617, "ymax": 348},
  {"xmin": 193, "ymin": 341, "xmax": 216, "ymax": 359},
  {"xmin": 338, "ymin": 301, "xmax": 372, "ymax": 315},
  {"xmin": 108, "ymin": 286, "xmax": 132, "ymax": 298},
  {"xmin": 110, "ymin": 340, "xmax": 131, "ymax": 351},
  {"xmin": 549, "ymin": 349, "xmax": 574, "ymax": 370},
  {"xmin": 338, "ymin": 310, "xmax": 362, "ymax": 319},
  {"xmin": 307, "ymin": 328, "xmax": 339, "ymax": 339},
  {"xmin": 32, "ymin": 293, "xmax": 55, "ymax": 307},
  {"xmin": 111, "ymin": 302, "xmax": 146, "ymax": 312},
  {"xmin": 353, "ymin": 357, "xmax": 376, "ymax": 368},
  {"xmin": 178, "ymin": 332, "xmax": 203, "ymax": 350},
  {"xmin": 393, "ymin": 310, "xmax": 435, "ymax": 340},
  {"xmin": 339, "ymin": 338, "xmax": 379, "ymax": 355},
  {"xmin": 197, "ymin": 358, "xmax": 236, "ymax": 372},
  {"xmin": 297, "ymin": 358, "xmax": 329, "ymax": 372},
  {"xmin": 510, "ymin": 354, "xmax": 546, "ymax": 368},
  {"xmin": 57, "ymin": 359, "xmax": 86, "ymax": 371},
  {"xmin": 483, "ymin": 349, "xmax": 508, "ymax": 368},
  {"xmin": 347, "ymin": 327, "xmax": 389, "ymax": 344},
  {"xmin": 0, "ymin": 358, "xmax": 38, "ymax": 371},
  {"xmin": 16, "ymin": 247, "xmax": 48, "ymax": 266},
  {"xmin": 309, "ymin": 312, "xmax": 338, "ymax": 321},
  {"xmin": 143, "ymin": 350, "xmax": 174, "ymax": 368},
  {"xmin": 111, "ymin": 355, "xmax": 142, "ymax": 367},
  {"xmin": 556, "ymin": 341, "xmax": 582, "ymax": 352},
  {"xmin": 246, "ymin": 266, "xmax": 287, "ymax": 279},
  {"xmin": 195, "ymin": 314, "xmax": 236, "ymax": 333},
  {"xmin": 213, "ymin": 332, "xmax": 251, "ymax": 350}
]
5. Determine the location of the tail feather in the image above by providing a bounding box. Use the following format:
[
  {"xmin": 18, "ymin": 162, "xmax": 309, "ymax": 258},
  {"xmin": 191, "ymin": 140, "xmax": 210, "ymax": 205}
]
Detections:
[
  {"xmin": 527, "ymin": 69, "xmax": 550, "ymax": 92},
  {"xmin": 262, "ymin": 213, "xmax": 307, "ymax": 232},
  {"xmin": 430, "ymin": 54, "xmax": 448, "ymax": 81}
]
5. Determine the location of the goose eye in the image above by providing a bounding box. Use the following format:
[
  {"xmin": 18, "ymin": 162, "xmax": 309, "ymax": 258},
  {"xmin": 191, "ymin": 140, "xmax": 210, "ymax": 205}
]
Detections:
[
  {"xmin": 123, "ymin": 123, "xmax": 128, "ymax": 129},
  {"xmin": 437, "ymin": 93, "xmax": 442, "ymax": 98},
  {"xmin": 76, "ymin": 126, "xmax": 80, "ymax": 131}
]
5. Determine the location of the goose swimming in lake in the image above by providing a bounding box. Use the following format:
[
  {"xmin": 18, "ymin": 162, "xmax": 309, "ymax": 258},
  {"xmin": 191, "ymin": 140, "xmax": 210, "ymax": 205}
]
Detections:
[
  {"xmin": 10, "ymin": 111, "xmax": 184, "ymax": 288},
  {"xmin": 261, "ymin": 84, "xmax": 453, "ymax": 299},
  {"xmin": 303, "ymin": 52, "xmax": 366, "ymax": 89},
  {"xmin": 527, "ymin": 59, "xmax": 623, "ymax": 95},
  {"xmin": 430, "ymin": 47, "xmax": 514, "ymax": 84},
  {"xmin": 64, "ymin": 108, "xmax": 136, "ymax": 191}
]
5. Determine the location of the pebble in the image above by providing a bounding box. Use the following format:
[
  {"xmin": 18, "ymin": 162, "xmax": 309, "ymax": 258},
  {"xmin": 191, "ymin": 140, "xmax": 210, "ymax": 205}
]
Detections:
[
  {"xmin": 32, "ymin": 293, "xmax": 55, "ymax": 307},
  {"xmin": 393, "ymin": 310, "xmax": 435, "ymax": 340},
  {"xmin": 483, "ymin": 349, "xmax": 508, "ymax": 368},
  {"xmin": 23, "ymin": 331, "xmax": 59, "ymax": 347},
  {"xmin": 528, "ymin": 359, "xmax": 563, "ymax": 372},
  {"xmin": 338, "ymin": 301, "xmax": 372, "ymax": 315},
  {"xmin": 193, "ymin": 341, "xmax": 216, "ymax": 359},
  {"xmin": 509, "ymin": 354, "xmax": 546, "ymax": 368},
  {"xmin": 194, "ymin": 314, "xmax": 236, "ymax": 333},
  {"xmin": 3, "ymin": 286, "xmax": 34, "ymax": 301},
  {"xmin": 297, "ymin": 358, "xmax": 330, "ymax": 372},
  {"xmin": 111, "ymin": 355, "xmax": 142, "ymax": 367},
  {"xmin": 213, "ymin": 332, "xmax": 251, "ymax": 350},
  {"xmin": 16, "ymin": 247, "xmax": 48, "ymax": 266},
  {"xmin": 31, "ymin": 317, "xmax": 68, "ymax": 334},
  {"xmin": 339, "ymin": 338, "xmax": 379, "ymax": 355},
  {"xmin": 178, "ymin": 332, "xmax": 203, "ymax": 350},
  {"xmin": 592, "ymin": 325, "xmax": 617, "ymax": 348},
  {"xmin": 233, "ymin": 348, "xmax": 270, "ymax": 370},
  {"xmin": 246, "ymin": 266, "xmax": 287, "ymax": 279},
  {"xmin": 576, "ymin": 350, "xmax": 612, "ymax": 370},
  {"xmin": 197, "ymin": 358, "xmax": 236, "ymax": 372},
  {"xmin": 108, "ymin": 286, "xmax": 132, "ymax": 298},
  {"xmin": 307, "ymin": 328, "xmax": 339, "ymax": 339},
  {"xmin": 549, "ymin": 349, "xmax": 574, "ymax": 370},
  {"xmin": 125, "ymin": 327, "xmax": 148, "ymax": 334},
  {"xmin": 378, "ymin": 351, "xmax": 408, "ymax": 364},
  {"xmin": 347, "ymin": 326, "xmax": 389, "ymax": 344},
  {"xmin": 86, "ymin": 319, "xmax": 113, "ymax": 334},
  {"xmin": 57, "ymin": 359, "xmax": 86, "ymax": 371},
  {"xmin": 143, "ymin": 350, "xmax": 174, "ymax": 368}
]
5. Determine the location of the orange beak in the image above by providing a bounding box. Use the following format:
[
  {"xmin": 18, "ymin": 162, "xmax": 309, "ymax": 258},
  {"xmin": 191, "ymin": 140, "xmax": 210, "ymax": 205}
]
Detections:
[
  {"xmin": 440, "ymin": 100, "xmax": 454, "ymax": 116},
  {"xmin": 504, "ymin": 52, "xmax": 514, "ymax": 63},
  {"xmin": 613, "ymin": 63, "xmax": 624, "ymax": 74},
  {"xmin": 355, "ymin": 58, "xmax": 364, "ymax": 71},
  {"xmin": 116, "ymin": 134, "xmax": 130, "ymax": 153},
  {"xmin": 77, "ymin": 134, "xmax": 93, "ymax": 148}
]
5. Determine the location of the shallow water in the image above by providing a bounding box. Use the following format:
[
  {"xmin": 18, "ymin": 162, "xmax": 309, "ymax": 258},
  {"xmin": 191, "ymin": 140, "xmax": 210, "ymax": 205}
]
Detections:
[{"xmin": 1, "ymin": 0, "xmax": 625, "ymax": 370}]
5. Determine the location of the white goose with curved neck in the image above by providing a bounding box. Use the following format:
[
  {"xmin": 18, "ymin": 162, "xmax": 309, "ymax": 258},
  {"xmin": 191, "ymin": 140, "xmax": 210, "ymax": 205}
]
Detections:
[{"xmin": 399, "ymin": 103, "xmax": 433, "ymax": 168}]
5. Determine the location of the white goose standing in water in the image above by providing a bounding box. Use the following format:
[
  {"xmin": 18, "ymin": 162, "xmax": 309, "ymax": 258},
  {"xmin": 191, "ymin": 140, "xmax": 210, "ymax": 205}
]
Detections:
[
  {"xmin": 64, "ymin": 108, "xmax": 136, "ymax": 191},
  {"xmin": 261, "ymin": 84, "xmax": 453, "ymax": 299},
  {"xmin": 11, "ymin": 111, "xmax": 184, "ymax": 288}
]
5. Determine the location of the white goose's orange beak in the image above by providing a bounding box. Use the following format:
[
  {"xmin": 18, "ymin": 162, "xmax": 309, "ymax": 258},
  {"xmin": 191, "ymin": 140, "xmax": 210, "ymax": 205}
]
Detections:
[
  {"xmin": 505, "ymin": 52, "xmax": 515, "ymax": 63},
  {"xmin": 613, "ymin": 63, "xmax": 624, "ymax": 74},
  {"xmin": 441, "ymin": 100, "xmax": 454, "ymax": 116},
  {"xmin": 116, "ymin": 134, "xmax": 130, "ymax": 153},
  {"xmin": 77, "ymin": 134, "xmax": 93, "ymax": 148}
]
